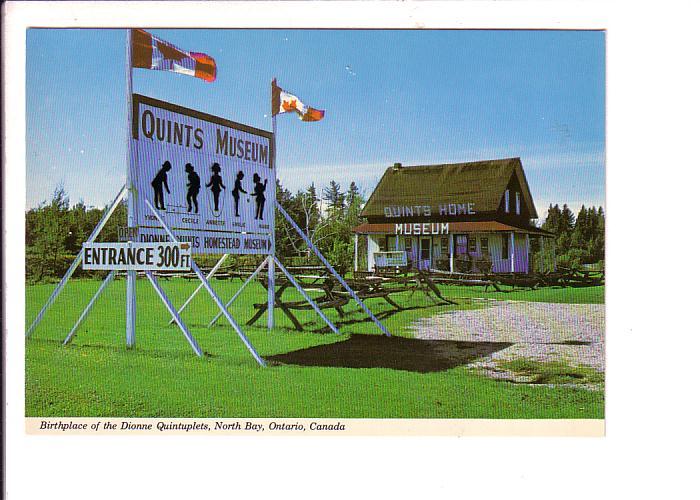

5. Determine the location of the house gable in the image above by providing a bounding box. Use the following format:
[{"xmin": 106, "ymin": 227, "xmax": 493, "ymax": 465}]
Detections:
[
  {"xmin": 361, "ymin": 157, "xmax": 538, "ymax": 223},
  {"xmin": 498, "ymin": 169, "xmax": 537, "ymax": 221}
]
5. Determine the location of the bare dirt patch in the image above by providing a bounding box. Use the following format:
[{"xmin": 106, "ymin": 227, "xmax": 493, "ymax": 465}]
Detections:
[{"xmin": 410, "ymin": 300, "xmax": 605, "ymax": 386}]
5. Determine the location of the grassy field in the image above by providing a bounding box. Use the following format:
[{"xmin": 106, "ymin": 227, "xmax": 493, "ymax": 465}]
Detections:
[{"xmin": 25, "ymin": 276, "xmax": 604, "ymax": 418}]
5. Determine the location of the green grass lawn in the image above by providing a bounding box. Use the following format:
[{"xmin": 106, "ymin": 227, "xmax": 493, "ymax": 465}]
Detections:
[{"xmin": 25, "ymin": 277, "xmax": 604, "ymax": 418}]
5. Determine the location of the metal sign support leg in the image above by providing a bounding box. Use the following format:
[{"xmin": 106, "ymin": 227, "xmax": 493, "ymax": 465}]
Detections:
[
  {"xmin": 63, "ymin": 271, "xmax": 116, "ymax": 345},
  {"xmin": 169, "ymin": 253, "xmax": 229, "ymax": 325},
  {"xmin": 191, "ymin": 262, "xmax": 266, "ymax": 366},
  {"xmin": 268, "ymin": 254, "xmax": 275, "ymax": 330},
  {"xmin": 273, "ymin": 256, "xmax": 340, "ymax": 334},
  {"xmin": 145, "ymin": 271, "xmax": 203, "ymax": 357},
  {"xmin": 145, "ymin": 199, "xmax": 266, "ymax": 367},
  {"xmin": 26, "ymin": 184, "xmax": 128, "ymax": 338},
  {"xmin": 208, "ymin": 257, "xmax": 269, "ymax": 328},
  {"xmin": 275, "ymin": 201, "xmax": 392, "ymax": 337},
  {"xmin": 126, "ymin": 271, "xmax": 136, "ymax": 348},
  {"xmin": 125, "ymin": 30, "xmax": 137, "ymax": 349}
]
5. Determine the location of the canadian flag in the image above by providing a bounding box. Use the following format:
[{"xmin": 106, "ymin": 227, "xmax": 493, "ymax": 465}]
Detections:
[
  {"xmin": 271, "ymin": 79, "xmax": 325, "ymax": 122},
  {"xmin": 131, "ymin": 29, "xmax": 216, "ymax": 83}
]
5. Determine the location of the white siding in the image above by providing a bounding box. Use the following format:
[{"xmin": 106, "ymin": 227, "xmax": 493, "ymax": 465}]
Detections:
[
  {"xmin": 367, "ymin": 235, "xmax": 380, "ymax": 271},
  {"xmin": 490, "ymin": 233, "xmax": 529, "ymax": 273}
]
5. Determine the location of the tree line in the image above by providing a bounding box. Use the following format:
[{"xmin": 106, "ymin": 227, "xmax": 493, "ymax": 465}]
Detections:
[
  {"xmin": 540, "ymin": 203, "xmax": 605, "ymax": 269},
  {"xmin": 25, "ymin": 180, "xmax": 365, "ymax": 282},
  {"xmin": 25, "ymin": 184, "xmax": 603, "ymax": 281}
]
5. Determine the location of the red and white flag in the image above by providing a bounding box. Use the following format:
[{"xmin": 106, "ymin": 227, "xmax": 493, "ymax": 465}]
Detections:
[
  {"xmin": 131, "ymin": 29, "xmax": 216, "ymax": 82},
  {"xmin": 271, "ymin": 79, "xmax": 325, "ymax": 122}
]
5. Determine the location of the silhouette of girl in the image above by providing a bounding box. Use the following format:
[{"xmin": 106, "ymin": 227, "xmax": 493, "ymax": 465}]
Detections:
[
  {"xmin": 232, "ymin": 170, "xmax": 247, "ymax": 217},
  {"xmin": 151, "ymin": 161, "xmax": 172, "ymax": 210},
  {"xmin": 205, "ymin": 163, "xmax": 226, "ymax": 212},
  {"xmin": 252, "ymin": 173, "xmax": 267, "ymax": 220},
  {"xmin": 185, "ymin": 163, "xmax": 200, "ymax": 213}
]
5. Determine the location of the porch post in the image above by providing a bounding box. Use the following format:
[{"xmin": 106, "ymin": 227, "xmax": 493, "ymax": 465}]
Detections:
[
  {"xmin": 367, "ymin": 234, "xmax": 372, "ymax": 272},
  {"xmin": 510, "ymin": 231, "xmax": 516, "ymax": 273},
  {"xmin": 540, "ymin": 235, "xmax": 544, "ymax": 272},
  {"xmin": 526, "ymin": 234, "xmax": 530, "ymax": 274},
  {"xmin": 449, "ymin": 233, "xmax": 454, "ymax": 273},
  {"xmin": 354, "ymin": 233, "xmax": 359, "ymax": 273}
]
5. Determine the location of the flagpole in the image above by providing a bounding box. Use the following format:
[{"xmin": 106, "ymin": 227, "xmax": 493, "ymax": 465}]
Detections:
[
  {"xmin": 267, "ymin": 87, "xmax": 277, "ymax": 331},
  {"xmin": 125, "ymin": 29, "xmax": 137, "ymax": 347}
]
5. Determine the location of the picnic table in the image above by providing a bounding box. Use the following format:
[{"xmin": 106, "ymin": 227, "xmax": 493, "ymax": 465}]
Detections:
[
  {"xmin": 246, "ymin": 272, "xmax": 349, "ymax": 331},
  {"xmin": 349, "ymin": 271, "xmax": 455, "ymax": 306}
]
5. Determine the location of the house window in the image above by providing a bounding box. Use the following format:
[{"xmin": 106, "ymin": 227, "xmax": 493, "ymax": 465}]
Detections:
[
  {"xmin": 468, "ymin": 237, "xmax": 477, "ymax": 253},
  {"xmin": 516, "ymin": 192, "xmax": 521, "ymax": 215},
  {"xmin": 505, "ymin": 189, "xmax": 510, "ymax": 213},
  {"xmin": 440, "ymin": 237, "xmax": 449, "ymax": 255},
  {"xmin": 502, "ymin": 234, "xmax": 509, "ymax": 260},
  {"xmin": 378, "ymin": 237, "xmax": 387, "ymax": 252},
  {"xmin": 403, "ymin": 237, "xmax": 414, "ymax": 267},
  {"xmin": 420, "ymin": 238, "xmax": 431, "ymax": 260},
  {"xmin": 456, "ymin": 235, "xmax": 468, "ymax": 256},
  {"xmin": 480, "ymin": 238, "xmax": 489, "ymax": 256}
]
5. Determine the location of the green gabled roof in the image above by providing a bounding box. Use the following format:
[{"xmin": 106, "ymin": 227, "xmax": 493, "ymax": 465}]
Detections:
[{"xmin": 361, "ymin": 157, "xmax": 538, "ymax": 219}]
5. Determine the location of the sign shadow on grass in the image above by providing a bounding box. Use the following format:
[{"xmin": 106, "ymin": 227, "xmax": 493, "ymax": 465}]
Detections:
[{"xmin": 266, "ymin": 334, "xmax": 512, "ymax": 373}]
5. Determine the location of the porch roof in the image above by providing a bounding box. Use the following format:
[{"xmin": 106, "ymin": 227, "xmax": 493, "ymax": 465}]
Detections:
[{"xmin": 352, "ymin": 221, "xmax": 554, "ymax": 236}]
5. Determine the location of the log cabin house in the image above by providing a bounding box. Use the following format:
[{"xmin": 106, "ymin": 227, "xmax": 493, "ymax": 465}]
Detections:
[{"xmin": 352, "ymin": 158, "xmax": 555, "ymax": 274}]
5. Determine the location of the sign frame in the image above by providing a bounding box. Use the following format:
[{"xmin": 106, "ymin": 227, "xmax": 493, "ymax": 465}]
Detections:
[{"xmin": 130, "ymin": 93, "xmax": 275, "ymax": 254}]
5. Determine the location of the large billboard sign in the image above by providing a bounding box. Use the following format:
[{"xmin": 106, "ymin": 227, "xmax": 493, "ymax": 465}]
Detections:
[{"xmin": 130, "ymin": 94, "xmax": 274, "ymax": 254}]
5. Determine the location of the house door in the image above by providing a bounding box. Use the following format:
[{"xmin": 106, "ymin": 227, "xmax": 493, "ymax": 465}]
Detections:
[{"xmin": 419, "ymin": 238, "xmax": 431, "ymax": 270}]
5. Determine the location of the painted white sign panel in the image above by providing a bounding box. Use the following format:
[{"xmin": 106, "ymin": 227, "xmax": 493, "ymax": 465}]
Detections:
[
  {"xmin": 82, "ymin": 242, "xmax": 192, "ymax": 271},
  {"xmin": 130, "ymin": 94, "xmax": 274, "ymax": 254},
  {"xmin": 374, "ymin": 251, "xmax": 408, "ymax": 267}
]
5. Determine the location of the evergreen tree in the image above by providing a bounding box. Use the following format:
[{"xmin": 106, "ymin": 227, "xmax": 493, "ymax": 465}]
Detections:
[
  {"xmin": 347, "ymin": 181, "xmax": 360, "ymax": 206},
  {"xmin": 560, "ymin": 204, "xmax": 575, "ymax": 233},
  {"xmin": 539, "ymin": 202, "xmax": 605, "ymax": 269},
  {"xmin": 541, "ymin": 204, "xmax": 562, "ymax": 233},
  {"xmin": 570, "ymin": 205, "xmax": 589, "ymax": 252},
  {"xmin": 29, "ymin": 186, "xmax": 71, "ymax": 280},
  {"xmin": 322, "ymin": 180, "xmax": 345, "ymax": 212}
]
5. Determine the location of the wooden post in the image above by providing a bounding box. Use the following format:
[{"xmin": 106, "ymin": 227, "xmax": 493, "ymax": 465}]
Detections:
[{"xmin": 510, "ymin": 232, "xmax": 516, "ymax": 273}]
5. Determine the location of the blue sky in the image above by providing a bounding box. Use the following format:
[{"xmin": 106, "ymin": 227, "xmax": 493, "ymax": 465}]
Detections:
[{"xmin": 26, "ymin": 29, "xmax": 604, "ymax": 220}]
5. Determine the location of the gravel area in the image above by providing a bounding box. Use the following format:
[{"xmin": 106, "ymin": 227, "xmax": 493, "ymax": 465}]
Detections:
[{"xmin": 410, "ymin": 300, "xmax": 605, "ymax": 383}]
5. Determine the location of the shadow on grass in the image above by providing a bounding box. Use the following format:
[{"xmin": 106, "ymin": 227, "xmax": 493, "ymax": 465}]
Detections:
[{"xmin": 267, "ymin": 334, "xmax": 512, "ymax": 373}]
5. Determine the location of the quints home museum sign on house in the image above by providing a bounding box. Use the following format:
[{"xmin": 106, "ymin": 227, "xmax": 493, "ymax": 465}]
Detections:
[
  {"xmin": 354, "ymin": 158, "xmax": 554, "ymax": 273},
  {"xmin": 384, "ymin": 202, "xmax": 477, "ymax": 235},
  {"xmin": 131, "ymin": 94, "xmax": 275, "ymax": 255}
]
